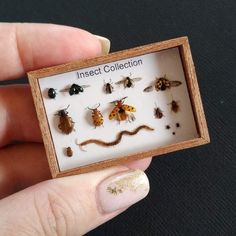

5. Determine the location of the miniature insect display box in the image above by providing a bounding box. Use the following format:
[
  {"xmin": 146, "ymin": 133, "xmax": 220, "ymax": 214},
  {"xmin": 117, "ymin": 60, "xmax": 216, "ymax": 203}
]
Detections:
[{"xmin": 28, "ymin": 36, "xmax": 210, "ymax": 178}]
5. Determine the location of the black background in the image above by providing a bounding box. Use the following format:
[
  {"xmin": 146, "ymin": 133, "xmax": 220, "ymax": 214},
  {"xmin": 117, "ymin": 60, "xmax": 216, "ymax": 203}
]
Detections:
[{"xmin": 0, "ymin": 1, "xmax": 236, "ymax": 235}]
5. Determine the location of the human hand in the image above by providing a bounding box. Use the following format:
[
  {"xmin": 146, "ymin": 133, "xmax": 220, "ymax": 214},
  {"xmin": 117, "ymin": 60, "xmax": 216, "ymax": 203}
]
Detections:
[{"xmin": 0, "ymin": 23, "xmax": 152, "ymax": 235}]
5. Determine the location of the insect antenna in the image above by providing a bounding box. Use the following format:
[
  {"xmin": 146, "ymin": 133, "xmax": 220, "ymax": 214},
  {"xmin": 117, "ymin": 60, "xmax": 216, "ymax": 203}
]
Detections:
[
  {"xmin": 95, "ymin": 103, "xmax": 100, "ymax": 109},
  {"xmin": 65, "ymin": 104, "xmax": 70, "ymax": 111}
]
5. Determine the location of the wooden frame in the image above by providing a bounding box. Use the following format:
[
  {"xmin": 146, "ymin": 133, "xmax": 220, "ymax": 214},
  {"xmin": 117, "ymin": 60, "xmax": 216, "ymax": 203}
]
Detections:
[{"xmin": 28, "ymin": 36, "xmax": 210, "ymax": 178}]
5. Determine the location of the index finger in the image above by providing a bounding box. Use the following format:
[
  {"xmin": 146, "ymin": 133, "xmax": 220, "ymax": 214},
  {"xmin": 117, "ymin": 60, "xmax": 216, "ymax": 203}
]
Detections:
[
  {"xmin": 0, "ymin": 23, "xmax": 105, "ymax": 81},
  {"xmin": 0, "ymin": 23, "xmax": 109, "ymax": 146}
]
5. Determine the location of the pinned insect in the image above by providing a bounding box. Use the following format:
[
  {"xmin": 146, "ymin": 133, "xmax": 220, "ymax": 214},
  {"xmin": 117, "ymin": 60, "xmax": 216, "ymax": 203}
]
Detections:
[
  {"xmin": 48, "ymin": 88, "xmax": 57, "ymax": 99},
  {"xmin": 56, "ymin": 105, "xmax": 75, "ymax": 134},
  {"xmin": 169, "ymin": 99, "xmax": 180, "ymax": 113},
  {"xmin": 115, "ymin": 73, "xmax": 142, "ymax": 88},
  {"xmin": 60, "ymin": 82, "xmax": 90, "ymax": 96},
  {"xmin": 104, "ymin": 79, "xmax": 114, "ymax": 94},
  {"xmin": 65, "ymin": 147, "xmax": 73, "ymax": 157},
  {"xmin": 88, "ymin": 104, "xmax": 104, "ymax": 128},
  {"xmin": 154, "ymin": 103, "xmax": 164, "ymax": 119},
  {"xmin": 143, "ymin": 75, "xmax": 182, "ymax": 92},
  {"xmin": 109, "ymin": 97, "xmax": 136, "ymax": 122}
]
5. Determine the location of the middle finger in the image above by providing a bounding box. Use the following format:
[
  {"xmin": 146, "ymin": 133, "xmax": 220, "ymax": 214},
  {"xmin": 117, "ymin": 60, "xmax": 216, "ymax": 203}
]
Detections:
[{"xmin": 0, "ymin": 84, "xmax": 42, "ymax": 147}]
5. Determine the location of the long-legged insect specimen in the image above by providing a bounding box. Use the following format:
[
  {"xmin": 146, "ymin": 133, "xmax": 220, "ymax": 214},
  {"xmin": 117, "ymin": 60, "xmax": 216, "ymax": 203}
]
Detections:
[
  {"xmin": 87, "ymin": 103, "xmax": 104, "ymax": 128},
  {"xmin": 109, "ymin": 97, "xmax": 136, "ymax": 122}
]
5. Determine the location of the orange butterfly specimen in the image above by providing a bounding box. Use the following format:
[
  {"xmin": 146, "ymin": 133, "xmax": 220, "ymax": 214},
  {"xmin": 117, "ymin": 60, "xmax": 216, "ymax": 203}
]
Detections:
[{"xmin": 109, "ymin": 97, "xmax": 136, "ymax": 122}]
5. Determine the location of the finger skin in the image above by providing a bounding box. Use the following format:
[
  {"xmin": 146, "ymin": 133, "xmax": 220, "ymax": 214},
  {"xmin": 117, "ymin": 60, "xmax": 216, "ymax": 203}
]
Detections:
[
  {"xmin": 0, "ymin": 85, "xmax": 42, "ymax": 147},
  {"xmin": 0, "ymin": 143, "xmax": 152, "ymax": 199},
  {"xmin": 0, "ymin": 166, "xmax": 149, "ymax": 235},
  {"xmin": 0, "ymin": 143, "xmax": 51, "ymax": 199},
  {"xmin": 0, "ymin": 23, "xmax": 102, "ymax": 81},
  {"xmin": 0, "ymin": 22, "xmax": 102, "ymax": 147},
  {"xmin": 0, "ymin": 167, "xmax": 127, "ymax": 235}
]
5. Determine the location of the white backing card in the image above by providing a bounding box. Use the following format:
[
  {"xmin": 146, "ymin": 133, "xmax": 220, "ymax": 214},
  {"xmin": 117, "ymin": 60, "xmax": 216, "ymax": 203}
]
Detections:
[{"xmin": 39, "ymin": 48, "xmax": 198, "ymax": 171}]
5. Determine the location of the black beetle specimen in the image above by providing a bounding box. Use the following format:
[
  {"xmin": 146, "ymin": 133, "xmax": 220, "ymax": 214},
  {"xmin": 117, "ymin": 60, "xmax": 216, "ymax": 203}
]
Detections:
[{"xmin": 48, "ymin": 88, "xmax": 57, "ymax": 99}]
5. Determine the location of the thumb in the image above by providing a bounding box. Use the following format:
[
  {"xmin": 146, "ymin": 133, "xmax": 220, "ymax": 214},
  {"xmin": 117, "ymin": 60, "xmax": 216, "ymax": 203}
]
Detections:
[{"xmin": 0, "ymin": 167, "xmax": 149, "ymax": 235}]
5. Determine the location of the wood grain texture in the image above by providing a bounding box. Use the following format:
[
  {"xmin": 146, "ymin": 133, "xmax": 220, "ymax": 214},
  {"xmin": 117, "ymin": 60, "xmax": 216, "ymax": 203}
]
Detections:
[{"xmin": 27, "ymin": 36, "xmax": 210, "ymax": 178}]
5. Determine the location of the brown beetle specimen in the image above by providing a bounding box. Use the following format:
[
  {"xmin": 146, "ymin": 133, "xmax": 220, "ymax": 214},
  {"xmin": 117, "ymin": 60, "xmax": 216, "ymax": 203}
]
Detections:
[
  {"xmin": 56, "ymin": 105, "xmax": 75, "ymax": 134},
  {"xmin": 66, "ymin": 147, "xmax": 73, "ymax": 157},
  {"xmin": 169, "ymin": 100, "xmax": 180, "ymax": 113},
  {"xmin": 154, "ymin": 103, "xmax": 164, "ymax": 119}
]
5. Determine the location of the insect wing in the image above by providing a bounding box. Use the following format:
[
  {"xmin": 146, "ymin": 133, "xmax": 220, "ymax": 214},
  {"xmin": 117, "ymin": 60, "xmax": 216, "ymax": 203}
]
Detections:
[
  {"xmin": 170, "ymin": 80, "xmax": 182, "ymax": 87},
  {"xmin": 115, "ymin": 79, "xmax": 125, "ymax": 85},
  {"xmin": 81, "ymin": 85, "xmax": 90, "ymax": 88},
  {"xmin": 132, "ymin": 77, "xmax": 142, "ymax": 82},
  {"xmin": 143, "ymin": 85, "xmax": 154, "ymax": 92},
  {"xmin": 109, "ymin": 106, "xmax": 120, "ymax": 120},
  {"xmin": 122, "ymin": 104, "xmax": 136, "ymax": 112}
]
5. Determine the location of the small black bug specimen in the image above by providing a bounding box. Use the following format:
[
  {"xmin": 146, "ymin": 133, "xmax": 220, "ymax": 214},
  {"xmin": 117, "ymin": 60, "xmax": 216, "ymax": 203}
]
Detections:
[
  {"xmin": 176, "ymin": 122, "xmax": 180, "ymax": 128},
  {"xmin": 169, "ymin": 100, "xmax": 180, "ymax": 113},
  {"xmin": 66, "ymin": 147, "xmax": 73, "ymax": 157},
  {"xmin": 116, "ymin": 73, "xmax": 142, "ymax": 88},
  {"xmin": 172, "ymin": 132, "xmax": 176, "ymax": 135},
  {"xmin": 48, "ymin": 88, "xmax": 57, "ymax": 99},
  {"xmin": 165, "ymin": 125, "xmax": 171, "ymax": 130},
  {"xmin": 104, "ymin": 79, "xmax": 114, "ymax": 94},
  {"xmin": 68, "ymin": 83, "xmax": 90, "ymax": 96},
  {"xmin": 154, "ymin": 103, "xmax": 164, "ymax": 119},
  {"xmin": 56, "ymin": 105, "xmax": 75, "ymax": 134}
]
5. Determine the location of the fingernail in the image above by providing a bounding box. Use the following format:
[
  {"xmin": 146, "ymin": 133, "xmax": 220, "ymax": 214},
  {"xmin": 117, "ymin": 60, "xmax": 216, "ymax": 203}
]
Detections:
[
  {"xmin": 97, "ymin": 169, "xmax": 150, "ymax": 214},
  {"xmin": 94, "ymin": 35, "xmax": 111, "ymax": 55}
]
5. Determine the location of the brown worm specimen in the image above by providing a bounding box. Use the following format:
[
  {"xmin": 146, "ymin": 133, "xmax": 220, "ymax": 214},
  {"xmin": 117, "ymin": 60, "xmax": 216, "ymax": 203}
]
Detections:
[{"xmin": 78, "ymin": 125, "xmax": 154, "ymax": 149}]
